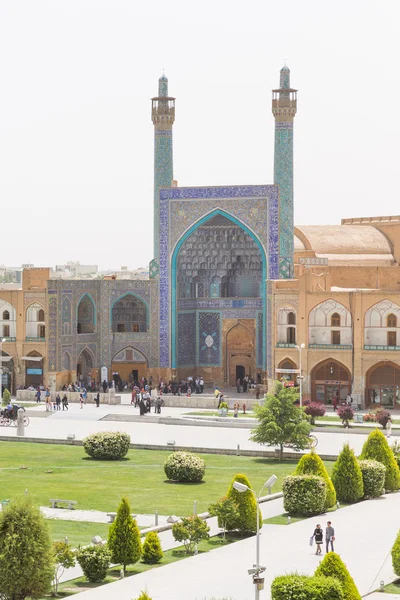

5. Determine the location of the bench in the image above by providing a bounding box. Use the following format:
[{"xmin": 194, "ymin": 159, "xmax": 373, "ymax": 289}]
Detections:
[
  {"xmin": 167, "ymin": 440, "xmax": 176, "ymax": 447},
  {"xmin": 354, "ymin": 413, "xmax": 364, "ymax": 423},
  {"xmin": 107, "ymin": 512, "xmax": 137, "ymax": 523},
  {"xmin": 50, "ymin": 499, "xmax": 77, "ymax": 510}
]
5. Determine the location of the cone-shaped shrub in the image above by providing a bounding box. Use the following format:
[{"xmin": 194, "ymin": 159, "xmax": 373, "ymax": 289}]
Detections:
[
  {"xmin": 315, "ymin": 552, "xmax": 361, "ymax": 600},
  {"xmin": 135, "ymin": 592, "xmax": 152, "ymax": 600},
  {"xmin": 142, "ymin": 531, "xmax": 163, "ymax": 564},
  {"xmin": 271, "ymin": 574, "xmax": 344, "ymax": 599},
  {"xmin": 108, "ymin": 497, "xmax": 142, "ymax": 572},
  {"xmin": 331, "ymin": 443, "xmax": 363, "ymax": 503},
  {"xmin": 225, "ymin": 473, "xmax": 261, "ymax": 534},
  {"xmin": 358, "ymin": 459, "xmax": 386, "ymax": 498},
  {"xmin": 391, "ymin": 529, "xmax": 400, "ymax": 576},
  {"xmin": 295, "ymin": 451, "xmax": 336, "ymax": 509},
  {"xmin": 360, "ymin": 429, "xmax": 400, "ymax": 491}
]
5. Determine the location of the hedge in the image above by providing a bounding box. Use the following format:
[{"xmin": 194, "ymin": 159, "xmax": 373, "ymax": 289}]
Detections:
[
  {"xmin": 225, "ymin": 473, "xmax": 262, "ymax": 534},
  {"xmin": 282, "ymin": 475, "xmax": 326, "ymax": 517},
  {"xmin": 164, "ymin": 452, "xmax": 205, "ymax": 483},
  {"xmin": 315, "ymin": 552, "xmax": 361, "ymax": 600},
  {"xmin": 271, "ymin": 574, "xmax": 344, "ymax": 600},
  {"xmin": 331, "ymin": 443, "xmax": 363, "ymax": 503},
  {"xmin": 83, "ymin": 431, "xmax": 130, "ymax": 460},
  {"xmin": 360, "ymin": 429, "xmax": 400, "ymax": 491},
  {"xmin": 358, "ymin": 459, "xmax": 386, "ymax": 498},
  {"xmin": 295, "ymin": 451, "xmax": 336, "ymax": 510}
]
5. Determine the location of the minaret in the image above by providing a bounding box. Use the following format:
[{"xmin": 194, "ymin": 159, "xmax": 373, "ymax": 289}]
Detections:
[
  {"xmin": 272, "ymin": 65, "xmax": 297, "ymax": 278},
  {"xmin": 151, "ymin": 74, "xmax": 175, "ymax": 264}
]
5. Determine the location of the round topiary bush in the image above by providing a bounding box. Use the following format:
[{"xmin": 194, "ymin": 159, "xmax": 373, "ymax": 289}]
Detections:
[
  {"xmin": 271, "ymin": 574, "xmax": 344, "ymax": 600},
  {"xmin": 76, "ymin": 545, "xmax": 111, "ymax": 583},
  {"xmin": 164, "ymin": 451, "xmax": 205, "ymax": 482},
  {"xmin": 358, "ymin": 459, "xmax": 386, "ymax": 498},
  {"xmin": 282, "ymin": 475, "xmax": 326, "ymax": 517},
  {"xmin": 83, "ymin": 432, "xmax": 130, "ymax": 460}
]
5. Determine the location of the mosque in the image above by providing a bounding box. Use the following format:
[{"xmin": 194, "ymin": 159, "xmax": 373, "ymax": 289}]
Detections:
[{"xmin": 2, "ymin": 66, "xmax": 400, "ymax": 408}]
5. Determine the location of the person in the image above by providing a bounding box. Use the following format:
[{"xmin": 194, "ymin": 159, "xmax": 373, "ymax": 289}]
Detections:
[
  {"xmin": 62, "ymin": 394, "xmax": 68, "ymax": 411},
  {"xmin": 255, "ymin": 384, "xmax": 260, "ymax": 400},
  {"xmin": 233, "ymin": 401, "xmax": 239, "ymax": 418},
  {"xmin": 312, "ymin": 524, "xmax": 323, "ymax": 555},
  {"xmin": 326, "ymin": 521, "xmax": 335, "ymax": 553},
  {"xmin": 139, "ymin": 396, "xmax": 146, "ymax": 416},
  {"xmin": 56, "ymin": 394, "xmax": 61, "ymax": 411},
  {"xmin": 243, "ymin": 376, "xmax": 248, "ymax": 393},
  {"xmin": 332, "ymin": 395, "xmax": 338, "ymax": 412},
  {"xmin": 102, "ymin": 380, "xmax": 107, "ymax": 393},
  {"xmin": 95, "ymin": 392, "xmax": 100, "ymax": 408},
  {"xmin": 387, "ymin": 417, "xmax": 392, "ymax": 438},
  {"xmin": 236, "ymin": 378, "xmax": 241, "ymax": 393},
  {"xmin": 131, "ymin": 389, "xmax": 136, "ymax": 405},
  {"xmin": 199, "ymin": 377, "xmax": 204, "ymax": 393},
  {"xmin": 36, "ymin": 389, "xmax": 41, "ymax": 403},
  {"xmin": 45, "ymin": 394, "xmax": 52, "ymax": 412},
  {"xmin": 79, "ymin": 393, "xmax": 84, "ymax": 409},
  {"xmin": 217, "ymin": 393, "xmax": 224, "ymax": 409}
]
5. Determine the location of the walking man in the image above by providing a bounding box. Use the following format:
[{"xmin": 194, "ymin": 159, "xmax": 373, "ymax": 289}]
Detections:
[{"xmin": 326, "ymin": 521, "xmax": 335, "ymax": 553}]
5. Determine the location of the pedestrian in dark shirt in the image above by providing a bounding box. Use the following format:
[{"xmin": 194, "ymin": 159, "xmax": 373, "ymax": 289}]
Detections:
[{"xmin": 312, "ymin": 524, "xmax": 323, "ymax": 555}]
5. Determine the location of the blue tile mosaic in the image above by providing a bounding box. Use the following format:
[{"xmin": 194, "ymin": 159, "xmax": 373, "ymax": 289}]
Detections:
[{"xmin": 199, "ymin": 312, "xmax": 220, "ymax": 365}]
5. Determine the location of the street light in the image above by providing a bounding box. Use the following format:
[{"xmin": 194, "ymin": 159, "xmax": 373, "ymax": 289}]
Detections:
[
  {"xmin": 233, "ymin": 476, "xmax": 277, "ymax": 599},
  {"xmin": 0, "ymin": 338, "xmax": 6, "ymax": 399},
  {"xmin": 295, "ymin": 343, "xmax": 305, "ymax": 407}
]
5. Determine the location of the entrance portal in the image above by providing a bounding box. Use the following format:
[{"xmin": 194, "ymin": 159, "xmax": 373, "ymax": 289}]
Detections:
[
  {"xmin": 25, "ymin": 351, "xmax": 43, "ymax": 388},
  {"xmin": 236, "ymin": 365, "xmax": 245, "ymax": 384},
  {"xmin": 225, "ymin": 322, "xmax": 255, "ymax": 386},
  {"xmin": 311, "ymin": 359, "xmax": 351, "ymax": 404},
  {"xmin": 366, "ymin": 362, "xmax": 400, "ymax": 407},
  {"xmin": 111, "ymin": 347, "xmax": 148, "ymax": 387}
]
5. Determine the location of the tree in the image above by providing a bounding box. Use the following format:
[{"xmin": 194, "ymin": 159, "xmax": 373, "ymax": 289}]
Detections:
[
  {"xmin": 337, "ymin": 405, "xmax": 354, "ymax": 427},
  {"xmin": 391, "ymin": 529, "xmax": 400, "ymax": 576},
  {"xmin": 172, "ymin": 516, "xmax": 210, "ymax": 554},
  {"xmin": 208, "ymin": 496, "xmax": 239, "ymax": 541},
  {"xmin": 331, "ymin": 443, "xmax": 364, "ymax": 503},
  {"xmin": 315, "ymin": 552, "xmax": 361, "ymax": 600},
  {"xmin": 225, "ymin": 474, "xmax": 262, "ymax": 534},
  {"xmin": 142, "ymin": 531, "xmax": 163, "ymax": 564},
  {"xmin": 52, "ymin": 541, "xmax": 76, "ymax": 596},
  {"xmin": 304, "ymin": 402, "xmax": 326, "ymax": 425},
  {"xmin": 76, "ymin": 545, "xmax": 111, "ymax": 583},
  {"xmin": 250, "ymin": 382, "xmax": 312, "ymax": 460},
  {"xmin": 108, "ymin": 497, "xmax": 142, "ymax": 573},
  {"xmin": 294, "ymin": 451, "xmax": 336, "ymax": 509},
  {"xmin": 2, "ymin": 388, "xmax": 11, "ymax": 407},
  {"xmin": 0, "ymin": 497, "xmax": 54, "ymax": 600},
  {"xmin": 360, "ymin": 429, "xmax": 400, "ymax": 491},
  {"xmin": 375, "ymin": 408, "xmax": 391, "ymax": 430}
]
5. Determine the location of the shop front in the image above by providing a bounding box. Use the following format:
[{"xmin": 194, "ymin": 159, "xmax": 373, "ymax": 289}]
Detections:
[
  {"xmin": 366, "ymin": 362, "xmax": 400, "ymax": 407},
  {"xmin": 311, "ymin": 359, "xmax": 351, "ymax": 404}
]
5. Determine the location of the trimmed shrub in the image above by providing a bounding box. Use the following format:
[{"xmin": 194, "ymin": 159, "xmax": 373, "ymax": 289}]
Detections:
[
  {"xmin": 172, "ymin": 516, "xmax": 210, "ymax": 554},
  {"xmin": 358, "ymin": 459, "xmax": 386, "ymax": 498},
  {"xmin": 331, "ymin": 443, "xmax": 363, "ymax": 503},
  {"xmin": 225, "ymin": 473, "xmax": 262, "ymax": 534},
  {"xmin": 142, "ymin": 531, "xmax": 163, "ymax": 564},
  {"xmin": 83, "ymin": 431, "xmax": 130, "ymax": 460},
  {"xmin": 337, "ymin": 405, "xmax": 354, "ymax": 426},
  {"xmin": 76, "ymin": 545, "xmax": 111, "ymax": 583},
  {"xmin": 363, "ymin": 413, "xmax": 376, "ymax": 423},
  {"xmin": 282, "ymin": 475, "xmax": 326, "ymax": 517},
  {"xmin": 135, "ymin": 592, "xmax": 152, "ymax": 600},
  {"xmin": 375, "ymin": 408, "xmax": 391, "ymax": 429},
  {"xmin": 164, "ymin": 451, "xmax": 205, "ymax": 482},
  {"xmin": 304, "ymin": 402, "xmax": 326, "ymax": 424},
  {"xmin": 271, "ymin": 574, "xmax": 344, "ymax": 600},
  {"xmin": 392, "ymin": 440, "xmax": 400, "ymax": 469},
  {"xmin": 1, "ymin": 388, "xmax": 11, "ymax": 407},
  {"xmin": 391, "ymin": 529, "xmax": 400, "ymax": 576},
  {"xmin": 295, "ymin": 451, "xmax": 336, "ymax": 509},
  {"xmin": 360, "ymin": 429, "xmax": 400, "ymax": 491},
  {"xmin": 208, "ymin": 496, "xmax": 239, "ymax": 541},
  {"xmin": 315, "ymin": 552, "xmax": 361, "ymax": 600},
  {"xmin": 108, "ymin": 497, "xmax": 142, "ymax": 572}
]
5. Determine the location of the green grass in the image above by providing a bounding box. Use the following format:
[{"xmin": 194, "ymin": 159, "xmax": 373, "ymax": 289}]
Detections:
[
  {"xmin": 263, "ymin": 513, "xmax": 304, "ymax": 525},
  {"xmin": 384, "ymin": 580, "xmax": 400, "ymax": 593},
  {"xmin": 0, "ymin": 441, "xmax": 332, "ymax": 515},
  {"xmin": 46, "ymin": 520, "xmax": 110, "ymax": 547},
  {"xmin": 37, "ymin": 534, "xmax": 246, "ymax": 598}
]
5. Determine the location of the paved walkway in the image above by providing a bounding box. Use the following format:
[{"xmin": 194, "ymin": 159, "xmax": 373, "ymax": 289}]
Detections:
[
  {"xmin": 41, "ymin": 507, "xmax": 170, "ymax": 528},
  {"xmin": 65, "ymin": 493, "xmax": 399, "ymax": 599}
]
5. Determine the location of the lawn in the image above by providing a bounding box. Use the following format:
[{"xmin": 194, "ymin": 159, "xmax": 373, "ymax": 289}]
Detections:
[
  {"xmin": 46, "ymin": 520, "xmax": 110, "ymax": 547},
  {"xmin": 37, "ymin": 534, "xmax": 246, "ymax": 599},
  {"xmin": 0, "ymin": 441, "xmax": 332, "ymax": 515},
  {"xmin": 384, "ymin": 580, "xmax": 400, "ymax": 593}
]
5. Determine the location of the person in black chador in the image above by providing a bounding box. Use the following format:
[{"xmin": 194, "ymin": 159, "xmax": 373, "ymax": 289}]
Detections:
[{"xmin": 139, "ymin": 397, "xmax": 146, "ymax": 415}]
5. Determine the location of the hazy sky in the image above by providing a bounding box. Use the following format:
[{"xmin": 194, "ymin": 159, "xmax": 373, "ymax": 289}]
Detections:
[{"xmin": 0, "ymin": 0, "xmax": 399, "ymax": 270}]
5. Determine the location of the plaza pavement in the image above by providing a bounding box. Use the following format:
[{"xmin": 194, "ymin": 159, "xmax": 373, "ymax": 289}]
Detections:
[{"xmin": 65, "ymin": 492, "xmax": 399, "ymax": 599}]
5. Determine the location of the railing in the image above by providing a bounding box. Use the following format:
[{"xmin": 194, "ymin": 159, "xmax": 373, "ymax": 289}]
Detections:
[
  {"xmin": 1, "ymin": 337, "xmax": 16, "ymax": 342},
  {"xmin": 276, "ymin": 343, "xmax": 297, "ymax": 348},
  {"xmin": 25, "ymin": 337, "xmax": 45, "ymax": 342},
  {"xmin": 364, "ymin": 344, "xmax": 400, "ymax": 351},
  {"xmin": 308, "ymin": 344, "xmax": 352, "ymax": 350}
]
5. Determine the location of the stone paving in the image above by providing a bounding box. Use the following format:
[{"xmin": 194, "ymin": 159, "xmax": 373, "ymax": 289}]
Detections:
[{"xmin": 41, "ymin": 506, "xmax": 170, "ymax": 528}]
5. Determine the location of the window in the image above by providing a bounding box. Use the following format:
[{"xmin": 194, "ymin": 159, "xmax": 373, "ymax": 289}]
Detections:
[
  {"xmin": 388, "ymin": 331, "xmax": 397, "ymax": 346},
  {"xmin": 38, "ymin": 325, "xmax": 45, "ymax": 338},
  {"xmin": 132, "ymin": 323, "xmax": 139, "ymax": 332},
  {"xmin": 3, "ymin": 325, "xmax": 10, "ymax": 337},
  {"xmin": 38, "ymin": 309, "xmax": 45, "ymax": 322},
  {"xmin": 2, "ymin": 311, "xmax": 9, "ymax": 320},
  {"xmin": 287, "ymin": 327, "xmax": 296, "ymax": 344},
  {"xmin": 387, "ymin": 314, "xmax": 397, "ymax": 328},
  {"xmin": 288, "ymin": 312, "xmax": 296, "ymax": 325},
  {"xmin": 125, "ymin": 349, "xmax": 133, "ymax": 361},
  {"xmin": 331, "ymin": 313, "xmax": 341, "ymax": 327},
  {"xmin": 331, "ymin": 330, "xmax": 341, "ymax": 345},
  {"xmin": 117, "ymin": 323, "xmax": 125, "ymax": 333}
]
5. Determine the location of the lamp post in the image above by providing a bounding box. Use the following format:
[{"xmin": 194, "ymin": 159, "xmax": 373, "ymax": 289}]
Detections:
[
  {"xmin": 295, "ymin": 343, "xmax": 305, "ymax": 407},
  {"xmin": 233, "ymin": 474, "xmax": 277, "ymax": 599},
  {"xmin": 0, "ymin": 338, "xmax": 6, "ymax": 399}
]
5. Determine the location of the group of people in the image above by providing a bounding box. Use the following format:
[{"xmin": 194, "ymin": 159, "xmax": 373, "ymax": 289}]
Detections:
[
  {"xmin": 131, "ymin": 388, "xmax": 164, "ymax": 415},
  {"xmin": 311, "ymin": 521, "xmax": 335, "ymax": 555},
  {"xmin": 45, "ymin": 394, "xmax": 69, "ymax": 411},
  {"xmin": 157, "ymin": 377, "xmax": 204, "ymax": 396},
  {"xmin": 236, "ymin": 375, "xmax": 262, "ymax": 395}
]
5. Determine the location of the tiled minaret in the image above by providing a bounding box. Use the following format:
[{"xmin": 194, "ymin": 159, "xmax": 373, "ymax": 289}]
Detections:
[
  {"xmin": 272, "ymin": 65, "xmax": 297, "ymax": 278},
  {"xmin": 150, "ymin": 74, "xmax": 175, "ymax": 273}
]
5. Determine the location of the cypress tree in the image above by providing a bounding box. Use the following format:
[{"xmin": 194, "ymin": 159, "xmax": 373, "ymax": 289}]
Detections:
[
  {"xmin": 0, "ymin": 497, "xmax": 54, "ymax": 599},
  {"xmin": 315, "ymin": 552, "xmax": 361, "ymax": 600},
  {"xmin": 331, "ymin": 443, "xmax": 364, "ymax": 503},
  {"xmin": 225, "ymin": 473, "xmax": 261, "ymax": 534},
  {"xmin": 108, "ymin": 497, "xmax": 142, "ymax": 573},
  {"xmin": 142, "ymin": 531, "xmax": 163, "ymax": 564},
  {"xmin": 295, "ymin": 451, "xmax": 336, "ymax": 509},
  {"xmin": 360, "ymin": 429, "xmax": 400, "ymax": 491}
]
